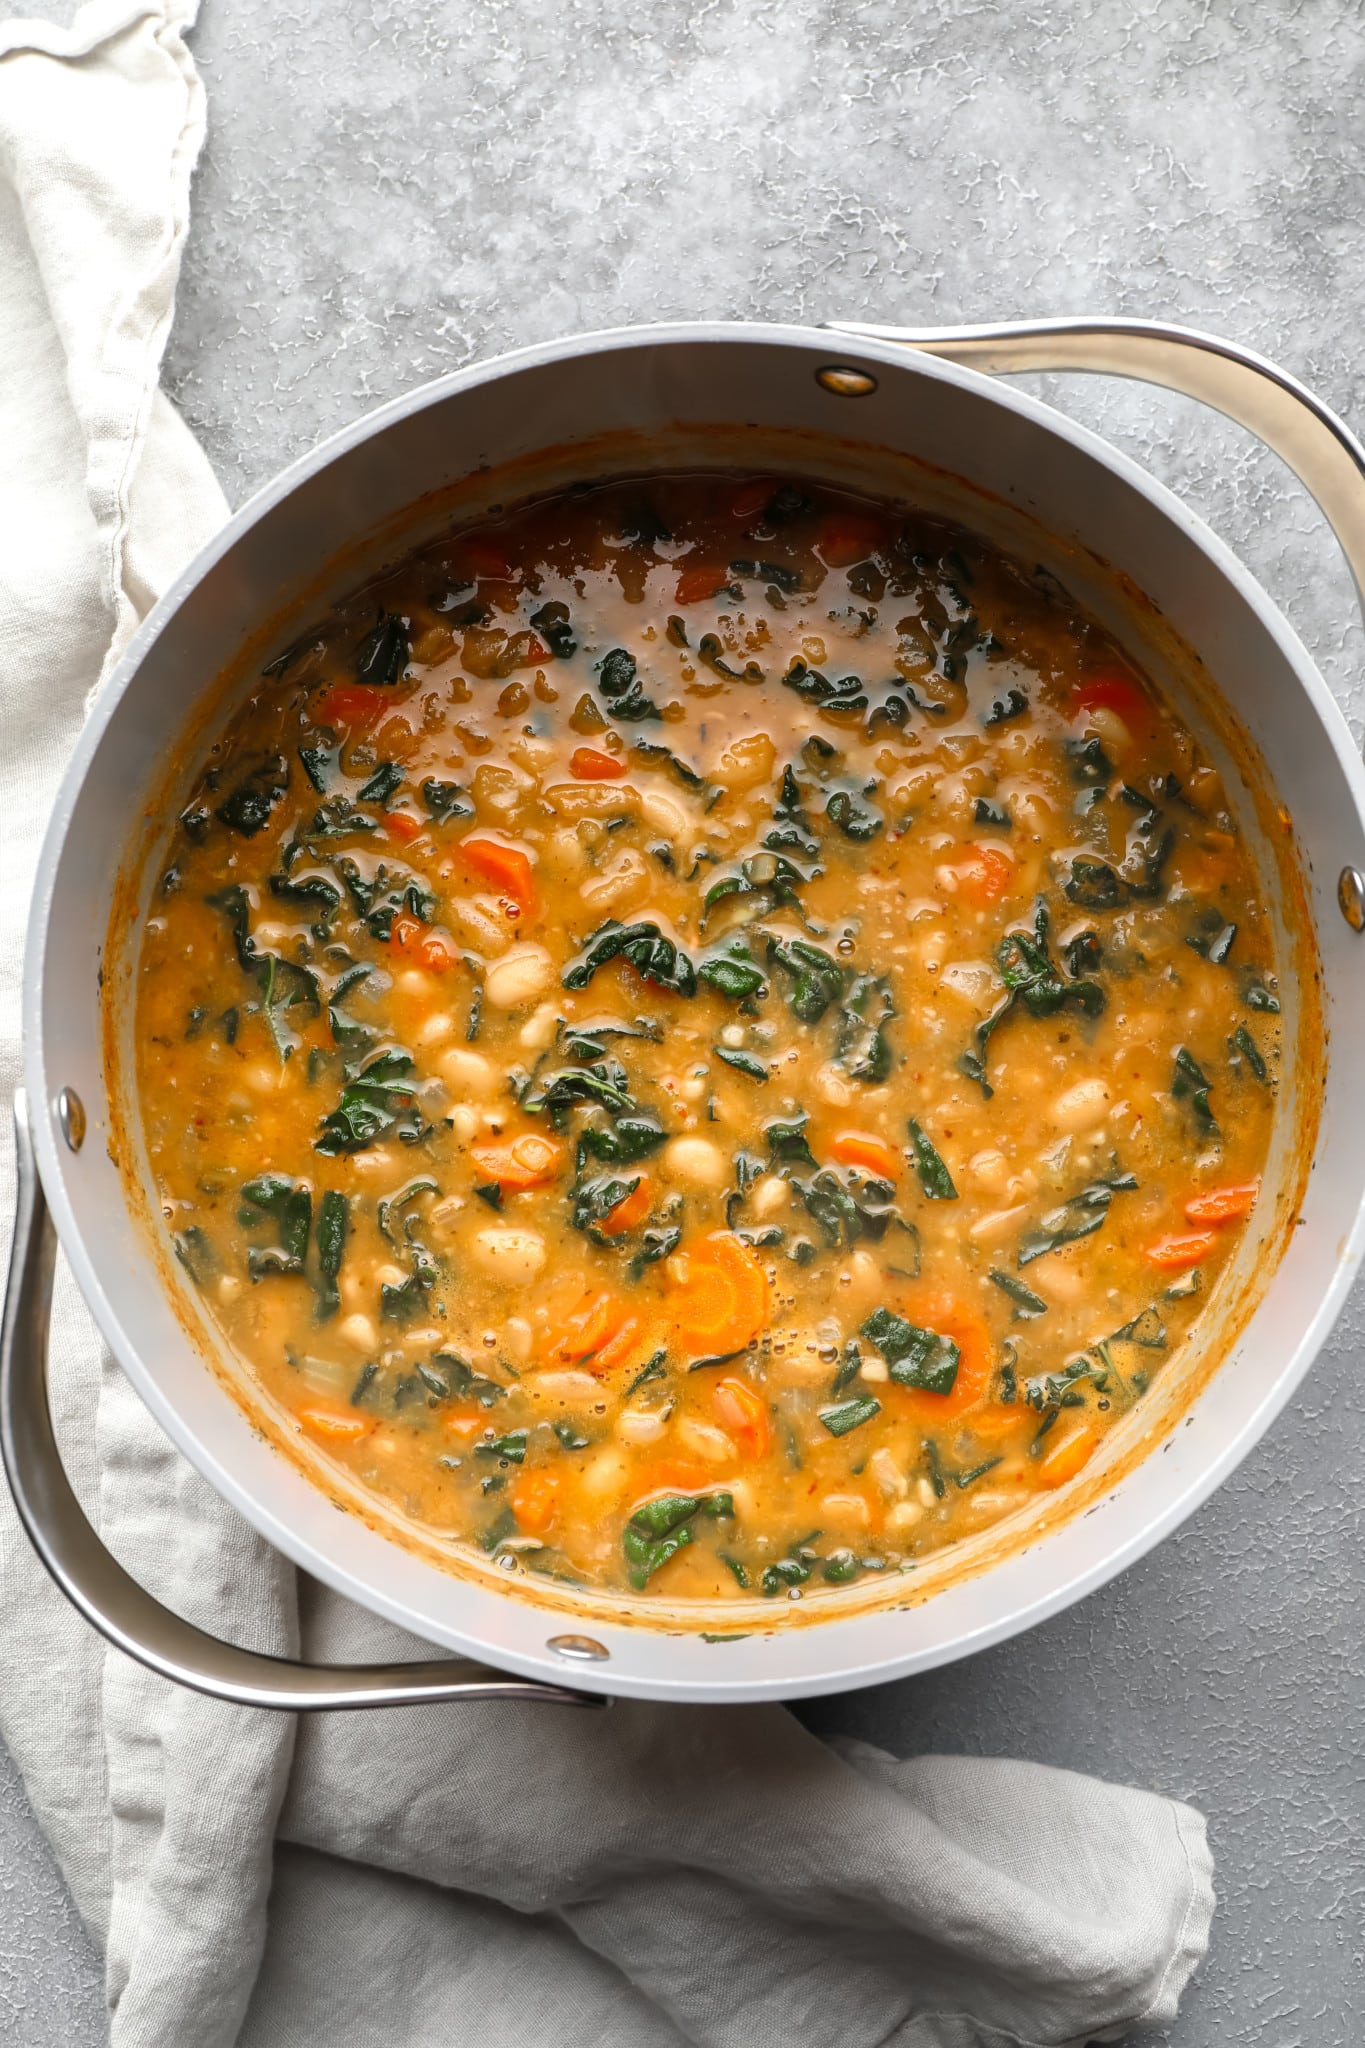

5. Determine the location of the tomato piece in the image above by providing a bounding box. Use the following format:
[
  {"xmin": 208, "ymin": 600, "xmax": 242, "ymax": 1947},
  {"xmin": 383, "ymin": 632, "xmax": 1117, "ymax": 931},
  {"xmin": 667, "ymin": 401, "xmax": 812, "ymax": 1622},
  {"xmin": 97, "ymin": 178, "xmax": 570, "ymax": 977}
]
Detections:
[
  {"xmin": 816, "ymin": 512, "xmax": 887, "ymax": 568},
  {"xmin": 469, "ymin": 1132, "xmax": 563, "ymax": 1191},
  {"xmin": 599, "ymin": 1176, "xmax": 652, "ymax": 1236},
  {"xmin": 729, "ymin": 477, "xmax": 777, "ymax": 519},
  {"xmin": 711, "ymin": 1376, "xmax": 771, "ymax": 1459},
  {"xmin": 882, "ymin": 1288, "xmax": 994, "ymax": 1423},
  {"xmin": 510, "ymin": 1469, "xmax": 560, "ymax": 1535},
  {"xmin": 459, "ymin": 836, "xmax": 537, "ymax": 917},
  {"xmin": 299, "ymin": 1408, "xmax": 373, "ymax": 1444},
  {"xmin": 524, "ymin": 635, "xmax": 551, "ymax": 664},
  {"xmin": 390, "ymin": 913, "xmax": 456, "ymax": 973},
  {"xmin": 667, "ymin": 1232, "xmax": 769, "ymax": 1357},
  {"xmin": 452, "ymin": 535, "xmax": 513, "ymax": 581},
  {"xmin": 1184, "ymin": 1179, "xmax": 1260, "ymax": 1226},
  {"xmin": 315, "ymin": 682, "xmax": 389, "ymax": 729},
  {"xmin": 952, "ymin": 844, "xmax": 1015, "ymax": 908},
  {"xmin": 570, "ymin": 745, "xmax": 627, "ymax": 781},
  {"xmin": 829, "ymin": 1131, "xmax": 901, "ymax": 1180},
  {"xmin": 1038, "ymin": 1425, "xmax": 1099, "ymax": 1490},
  {"xmin": 1144, "ymin": 1230, "xmax": 1220, "ymax": 1271},
  {"xmin": 383, "ymin": 810, "xmax": 423, "ymax": 843},
  {"xmin": 1070, "ymin": 673, "xmax": 1151, "ymax": 745},
  {"xmin": 674, "ymin": 561, "xmax": 726, "ymax": 606}
]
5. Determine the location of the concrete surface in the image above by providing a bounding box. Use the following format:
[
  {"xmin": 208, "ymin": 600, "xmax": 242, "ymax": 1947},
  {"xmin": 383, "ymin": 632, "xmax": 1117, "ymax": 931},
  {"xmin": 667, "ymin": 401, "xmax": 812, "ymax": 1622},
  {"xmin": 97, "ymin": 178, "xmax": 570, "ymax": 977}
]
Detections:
[{"xmin": 3, "ymin": 0, "xmax": 1363, "ymax": 2040}]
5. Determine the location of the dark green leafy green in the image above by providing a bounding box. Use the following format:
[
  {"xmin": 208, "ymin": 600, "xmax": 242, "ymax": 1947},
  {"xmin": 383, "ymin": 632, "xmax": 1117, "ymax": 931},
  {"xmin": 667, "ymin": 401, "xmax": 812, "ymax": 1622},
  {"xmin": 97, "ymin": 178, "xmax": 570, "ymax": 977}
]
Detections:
[
  {"xmin": 357, "ymin": 761, "xmax": 403, "ymax": 807},
  {"xmin": 354, "ymin": 612, "xmax": 409, "ymax": 689},
  {"xmin": 172, "ymin": 1226, "xmax": 216, "ymax": 1287},
  {"xmin": 314, "ymin": 1190, "xmax": 348, "ymax": 1320},
  {"xmin": 431, "ymin": 1352, "xmax": 505, "ymax": 1407},
  {"xmin": 981, "ymin": 685, "xmax": 1029, "ymax": 726},
  {"xmin": 1017, "ymin": 1171, "xmax": 1138, "ymax": 1265},
  {"xmin": 835, "ymin": 973, "xmax": 895, "ymax": 1083},
  {"xmin": 765, "ymin": 1112, "xmax": 817, "ymax": 1169},
  {"xmin": 420, "ymin": 778, "xmax": 475, "ymax": 819},
  {"xmin": 623, "ymin": 1490, "xmax": 734, "ymax": 1589},
  {"xmin": 239, "ymin": 1175, "xmax": 312, "ymax": 1280},
  {"xmin": 825, "ymin": 788, "xmax": 883, "ymax": 841},
  {"xmin": 974, "ymin": 797, "xmax": 1011, "ymax": 828},
  {"xmin": 1172, "ymin": 1046, "xmax": 1218, "ymax": 1135},
  {"xmin": 819, "ymin": 1395, "xmax": 881, "ymax": 1437},
  {"xmin": 1230, "ymin": 1022, "xmax": 1268, "ymax": 1083},
  {"xmin": 765, "ymin": 934, "xmax": 844, "ymax": 1023},
  {"xmin": 861, "ymin": 1307, "xmax": 960, "ymax": 1394},
  {"xmin": 907, "ymin": 1118, "xmax": 957, "ymax": 1200},
  {"xmin": 596, "ymin": 647, "xmax": 662, "ymax": 722},
  {"xmin": 563, "ymin": 919, "xmax": 696, "ymax": 996},
  {"xmin": 530, "ymin": 600, "xmax": 575, "ymax": 658},
  {"xmin": 477, "ymin": 1431, "xmax": 528, "ymax": 1464},
  {"xmin": 988, "ymin": 1269, "xmax": 1047, "ymax": 1318},
  {"xmin": 779, "ymin": 659, "xmax": 868, "ymax": 715},
  {"xmin": 715, "ymin": 1046, "xmax": 768, "ymax": 1082},
  {"xmin": 698, "ymin": 937, "xmax": 767, "ymax": 1002},
  {"xmin": 970, "ymin": 899, "xmax": 1104, "ymax": 1090},
  {"xmin": 764, "ymin": 765, "xmax": 820, "ymax": 859},
  {"xmin": 215, "ymin": 756, "xmax": 288, "ymax": 838},
  {"xmin": 315, "ymin": 1050, "xmax": 420, "ymax": 1155}
]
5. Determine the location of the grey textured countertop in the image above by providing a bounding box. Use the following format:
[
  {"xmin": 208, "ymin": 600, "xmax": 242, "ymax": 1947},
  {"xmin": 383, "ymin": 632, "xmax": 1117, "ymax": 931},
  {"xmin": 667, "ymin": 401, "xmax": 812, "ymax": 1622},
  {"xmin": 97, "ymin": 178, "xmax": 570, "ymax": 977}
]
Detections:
[{"xmin": 4, "ymin": 1, "xmax": 1364, "ymax": 2042}]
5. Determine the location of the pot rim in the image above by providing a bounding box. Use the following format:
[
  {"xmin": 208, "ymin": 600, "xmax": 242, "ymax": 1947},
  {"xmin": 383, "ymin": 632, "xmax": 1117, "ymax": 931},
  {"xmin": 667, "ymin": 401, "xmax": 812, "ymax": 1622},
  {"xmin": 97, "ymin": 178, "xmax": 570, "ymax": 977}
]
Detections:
[{"xmin": 23, "ymin": 318, "xmax": 1365, "ymax": 1700}]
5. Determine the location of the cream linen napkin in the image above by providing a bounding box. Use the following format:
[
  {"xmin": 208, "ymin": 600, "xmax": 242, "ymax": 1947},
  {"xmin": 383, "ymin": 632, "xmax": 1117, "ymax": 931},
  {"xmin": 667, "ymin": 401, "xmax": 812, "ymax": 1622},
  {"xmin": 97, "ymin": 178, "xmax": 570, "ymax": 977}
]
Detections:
[{"xmin": 0, "ymin": 4, "xmax": 1215, "ymax": 2043}]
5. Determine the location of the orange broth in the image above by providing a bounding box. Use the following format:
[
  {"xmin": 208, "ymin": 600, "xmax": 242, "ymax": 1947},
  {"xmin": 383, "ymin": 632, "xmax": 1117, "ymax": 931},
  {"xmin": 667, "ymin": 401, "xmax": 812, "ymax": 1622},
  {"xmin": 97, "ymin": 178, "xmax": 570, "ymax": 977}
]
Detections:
[{"xmin": 132, "ymin": 472, "xmax": 1280, "ymax": 1602}]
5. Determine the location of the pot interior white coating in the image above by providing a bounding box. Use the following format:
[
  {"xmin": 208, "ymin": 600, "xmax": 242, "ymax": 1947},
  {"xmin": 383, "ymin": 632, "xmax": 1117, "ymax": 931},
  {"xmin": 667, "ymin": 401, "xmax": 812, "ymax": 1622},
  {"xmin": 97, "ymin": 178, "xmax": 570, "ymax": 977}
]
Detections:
[{"xmin": 23, "ymin": 324, "xmax": 1365, "ymax": 1700}]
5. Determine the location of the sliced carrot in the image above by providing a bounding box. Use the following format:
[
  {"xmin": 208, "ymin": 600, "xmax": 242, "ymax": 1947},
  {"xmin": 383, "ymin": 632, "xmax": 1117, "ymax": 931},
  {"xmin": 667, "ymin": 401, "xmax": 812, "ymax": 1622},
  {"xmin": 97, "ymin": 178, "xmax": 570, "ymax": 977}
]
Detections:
[
  {"xmin": 510, "ymin": 1468, "xmax": 560, "ymax": 1536},
  {"xmin": 816, "ymin": 512, "xmax": 887, "ymax": 568},
  {"xmin": 1144, "ymin": 1230, "xmax": 1220, "ymax": 1271},
  {"xmin": 444, "ymin": 1413, "xmax": 488, "ymax": 1443},
  {"xmin": 952, "ymin": 844, "xmax": 1015, "ymax": 908},
  {"xmin": 632, "ymin": 1457, "xmax": 716, "ymax": 1502},
  {"xmin": 1038, "ymin": 1425, "xmax": 1099, "ymax": 1490},
  {"xmin": 523, "ymin": 634, "xmax": 552, "ymax": 664},
  {"xmin": 711, "ymin": 1376, "xmax": 771, "ymax": 1460},
  {"xmin": 592, "ymin": 1314, "xmax": 659, "ymax": 1375},
  {"xmin": 674, "ymin": 561, "xmax": 726, "ymax": 606},
  {"xmin": 1184, "ymin": 1179, "xmax": 1260, "ymax": 1226},
  {"xmin": 598, "ymin": 1176, "xmax": 652, "ymax": 1236},
  {"xmin": 315, "ymin": 682, "xmax": 390, "ymax": 728},
  {"xmin": 829, "ymin": 1130, "xmax": 901, "ymax": 1180},
  {"xmin": 553, "ymin": 1290, "xmax": 628, "ymax": 1364},
  {"xmin": 570, "ymin": 745, "xmax": 627, "ymax": 781},
  {"xmin": 299, "ymin": 1408, "xmax": 373, "ymax": 1444},
  {"xmin": 469, "ymin": 1132, "xmax": 564, "ymax": 1191},
  {"xmin": 459, "ymin": 836, "xmax": 537, "ymax": 917},
  {"xmin": 882, "ymin": 1288, "xmax": 994, "ymax": 1424},
  {"xmin": 452, "ymin": 535, "xmax": 514, "ymax": 581},
  {"xmin": 383, "ymin": 810, "xmax": 423, "ymax": 844},
  {"xmin": 666, "ymin": 1231, "xmax": 769, "ymax": 1357},
  {"xmin": 390, "ymin": 911, "xmax": 425, "ymax": 951}
]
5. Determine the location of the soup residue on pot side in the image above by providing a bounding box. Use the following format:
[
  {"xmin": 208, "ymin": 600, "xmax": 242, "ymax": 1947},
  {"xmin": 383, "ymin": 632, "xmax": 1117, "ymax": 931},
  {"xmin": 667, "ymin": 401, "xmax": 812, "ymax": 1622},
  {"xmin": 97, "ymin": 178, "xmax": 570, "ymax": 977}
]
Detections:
[{"xmin": 132, "ymin": 471, "xmax": 1281, "ymax": 1605}]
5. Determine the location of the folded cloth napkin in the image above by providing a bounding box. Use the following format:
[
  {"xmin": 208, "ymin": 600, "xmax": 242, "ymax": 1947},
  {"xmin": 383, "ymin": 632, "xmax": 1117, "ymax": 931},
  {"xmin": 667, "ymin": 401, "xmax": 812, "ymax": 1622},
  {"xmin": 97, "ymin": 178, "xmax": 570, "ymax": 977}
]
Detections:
[{"xmin": 0, "ymin": 5, "xmax": 1215, "ymax": 2043}]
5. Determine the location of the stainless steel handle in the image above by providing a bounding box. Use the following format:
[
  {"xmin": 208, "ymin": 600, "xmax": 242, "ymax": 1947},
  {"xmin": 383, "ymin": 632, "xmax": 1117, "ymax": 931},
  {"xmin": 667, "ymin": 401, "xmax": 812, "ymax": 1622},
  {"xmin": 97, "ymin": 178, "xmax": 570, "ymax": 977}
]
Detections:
[
  {"xmin": 1, "ymin": 1095, "xmax": 600, "ymax": 1712},
  {"xmin": 826, "ymin": 314, "xmax": 1365, "ymax": 612}
]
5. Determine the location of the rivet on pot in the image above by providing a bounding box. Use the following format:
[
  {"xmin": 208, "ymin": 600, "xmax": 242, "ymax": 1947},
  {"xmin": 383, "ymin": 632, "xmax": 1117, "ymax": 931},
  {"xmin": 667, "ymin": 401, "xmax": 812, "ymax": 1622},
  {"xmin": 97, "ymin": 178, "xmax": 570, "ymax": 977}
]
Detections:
[
  {"xmin": 815, "ymin": 364, "xmax": 878, "ymax": 397},
  {"xmin": 56, "ymin": 1087, "xmax": 86, "ymax": 1153},
  {"xmin": 1338, "ymin": 864, "xmax": 1365, "ymax": 932},
  {"xmin": 547, "ymin": 1634, "xmax": 610, "ymax": 1663}
]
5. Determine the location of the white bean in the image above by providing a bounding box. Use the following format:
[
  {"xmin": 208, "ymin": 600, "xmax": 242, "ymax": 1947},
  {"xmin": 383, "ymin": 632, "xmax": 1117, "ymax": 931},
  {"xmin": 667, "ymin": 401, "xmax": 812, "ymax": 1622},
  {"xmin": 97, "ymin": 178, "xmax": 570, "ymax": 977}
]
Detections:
[
  {"xmin": 663, "ymin": 1135, "xmax": 728, "ymax": 1188},
  {"xmin": 471, "ymin": 1226, "xmax": 547, "ymax": 1282},
  {"xmin": 1049, "ymin": 1078, "xmax": 1112, "ymax": 1133},
  {"xmin": 519, "ymin": 1000, "xmax": 561, "ymax": 1050},
  {"xmin": 418, "ymin": 1011, "xmax": 457, "ymax": 1047},
  {"xmin": 338, "ymin": 1312, "xmax": 378, "ymax": 1354},
  {"xmin": 437, "ymin": 1046, "xmax": 498, "ymax": 1100},
  {"xmin": 676, "ymin": 1418, "xmax": 735, "ymax": 1462},
  {"xmin": 750, "ymin": 1175, "xmax": 790, "ymax": 1220},
  {"xmin": 615, "ymin": 1409, "xmax": 667, "ymax": 1445},
  {"xmin": 821, "ymin": 1491, "xmax": 872, "ymax": 1532},
  {"xmin": 484, "ymin": 943, "xmax": 554, "ymax": 1011},
  {"xmin": 869, "ymin": 1448, "xmax": 908, "ymax": 1500},
  {"xmin": 886, "ymin": 1500, "xmax": 926, "ymax": 1538}
]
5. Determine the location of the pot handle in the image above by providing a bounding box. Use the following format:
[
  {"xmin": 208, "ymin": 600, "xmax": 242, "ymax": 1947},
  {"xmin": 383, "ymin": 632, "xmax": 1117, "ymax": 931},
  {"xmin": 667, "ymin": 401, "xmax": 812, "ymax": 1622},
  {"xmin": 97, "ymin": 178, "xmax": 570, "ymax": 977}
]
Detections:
[
  {"xmin": 1, "ymin": 1098, "xmax": 602, "ymax": 1712},
  {"xmin": 825, "ymin": 314, "xmax": 1365, "ymax": 619}
]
